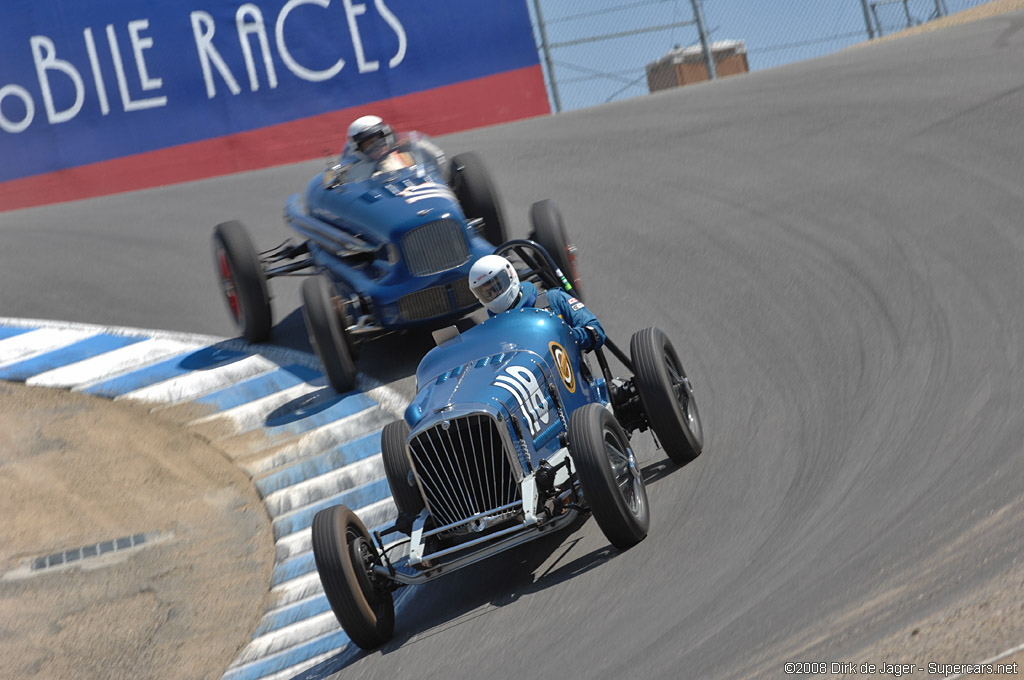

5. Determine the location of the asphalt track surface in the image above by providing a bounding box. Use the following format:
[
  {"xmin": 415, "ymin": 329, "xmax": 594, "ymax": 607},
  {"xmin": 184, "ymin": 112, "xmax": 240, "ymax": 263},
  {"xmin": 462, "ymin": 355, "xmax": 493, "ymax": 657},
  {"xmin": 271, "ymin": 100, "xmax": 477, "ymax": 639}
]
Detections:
[{"xmin": 4, "ymin": 11, "xmax": 1024, "ymax": 679}]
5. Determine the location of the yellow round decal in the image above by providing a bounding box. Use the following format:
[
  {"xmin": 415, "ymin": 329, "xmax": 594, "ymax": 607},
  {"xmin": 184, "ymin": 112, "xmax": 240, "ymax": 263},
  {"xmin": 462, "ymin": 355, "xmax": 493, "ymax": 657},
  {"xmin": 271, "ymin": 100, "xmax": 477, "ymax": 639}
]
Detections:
[{"xmin": 549, "ymin": 341, "xmax": 576, "ymax": 393}]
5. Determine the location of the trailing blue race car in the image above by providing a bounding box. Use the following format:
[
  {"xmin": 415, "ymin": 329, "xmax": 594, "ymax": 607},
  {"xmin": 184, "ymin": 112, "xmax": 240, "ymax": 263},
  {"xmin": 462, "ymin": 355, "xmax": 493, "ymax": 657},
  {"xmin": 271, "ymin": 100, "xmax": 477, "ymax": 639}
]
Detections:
[
  {"xmin": 211, "ymin": 116, "xmax": 584, "ymax": 393},
  {"xmin": 311, "ymin": 239, "xmax": 704, "ymax": 650}
]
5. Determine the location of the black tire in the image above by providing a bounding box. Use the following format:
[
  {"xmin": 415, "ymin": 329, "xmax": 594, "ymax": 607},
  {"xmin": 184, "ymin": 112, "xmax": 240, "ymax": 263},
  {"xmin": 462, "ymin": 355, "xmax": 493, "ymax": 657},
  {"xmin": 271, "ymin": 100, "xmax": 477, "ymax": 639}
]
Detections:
[
  {"xmin": 311, "ymin": 505, "xmax": 395, "ymax": 650},
  {"xmin": 569, "ymin": 403, "xmax": 649, "ymax": 550},
  {"xmin": 381, "ymin": 420, "xmax": 424, "ymax": 529},
  {"xmin": 450, "ymin": 152, "xmax": 507, "ymax": 247},
  {"xmin": 529, "ymin": 199, "xmax": 584, "ymax": 301},
  {"xmin": 212, "ymin": 221, "xmax": 272, "ymax": 343},
  {"xmin": 301, "ymin": 276, "xmax": 358, "ymax": 394},
  {"xmin": 630, "ymin": 327, "xmax": 704, "ymax": 465}
]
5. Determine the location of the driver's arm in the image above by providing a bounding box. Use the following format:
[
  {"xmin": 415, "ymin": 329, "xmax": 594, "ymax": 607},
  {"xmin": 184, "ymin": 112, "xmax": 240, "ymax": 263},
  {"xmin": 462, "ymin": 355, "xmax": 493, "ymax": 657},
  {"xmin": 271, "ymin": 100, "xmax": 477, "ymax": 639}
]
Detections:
[{"xmin": 547, "ymin": 289, "xmax": 605, "ymax": 351}]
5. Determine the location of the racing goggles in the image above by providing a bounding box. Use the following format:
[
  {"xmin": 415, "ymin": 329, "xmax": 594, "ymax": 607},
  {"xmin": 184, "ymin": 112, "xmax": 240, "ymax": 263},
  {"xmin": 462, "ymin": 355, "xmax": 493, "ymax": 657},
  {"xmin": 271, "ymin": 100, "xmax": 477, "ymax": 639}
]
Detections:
[{"xmin": 471, "ymin": 269, "xmax": 513, "ymax": 304}]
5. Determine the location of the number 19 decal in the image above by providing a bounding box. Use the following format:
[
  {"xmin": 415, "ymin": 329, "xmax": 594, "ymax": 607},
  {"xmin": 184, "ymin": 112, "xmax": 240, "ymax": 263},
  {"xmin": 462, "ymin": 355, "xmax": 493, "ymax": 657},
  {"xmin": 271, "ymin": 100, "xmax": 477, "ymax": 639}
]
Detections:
[{"xmin": 493, "ymin": 366, "xmax": 549, "ymax": 435}]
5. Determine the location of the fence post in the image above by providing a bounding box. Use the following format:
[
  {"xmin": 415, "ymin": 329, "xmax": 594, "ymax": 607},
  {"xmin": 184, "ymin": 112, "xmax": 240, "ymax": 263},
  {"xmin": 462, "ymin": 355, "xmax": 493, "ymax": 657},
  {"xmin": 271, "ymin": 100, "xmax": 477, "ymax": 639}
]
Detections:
[
  {"xmin": 860, "ymin": 0, "xmax": 877, "ymax": 39},
  {"xmin": 531, "ymin": 0, "xmax": 562, "ymax": 113},
  {"xmin": 690, "ymin": 0, "xmax": 716, "ymax": 80}
]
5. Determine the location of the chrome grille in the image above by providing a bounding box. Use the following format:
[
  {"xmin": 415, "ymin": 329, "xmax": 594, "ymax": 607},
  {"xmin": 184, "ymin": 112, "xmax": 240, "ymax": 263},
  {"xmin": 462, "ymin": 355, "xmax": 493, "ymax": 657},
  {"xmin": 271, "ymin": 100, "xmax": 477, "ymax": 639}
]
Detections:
[
  {"xmin": 402, "ymin": 219, "xmax": 470, "ymax": 276},
  {"xmin": 409, "ymin": 414, "xmax": 521, "ymax": 528},
  {"xmin": 397, "ymin": 285, "xmax": 450, "ymax": 321},
  {"xmin": 453, "ymin": 277, "xmax": 477, "ymax": 309}
]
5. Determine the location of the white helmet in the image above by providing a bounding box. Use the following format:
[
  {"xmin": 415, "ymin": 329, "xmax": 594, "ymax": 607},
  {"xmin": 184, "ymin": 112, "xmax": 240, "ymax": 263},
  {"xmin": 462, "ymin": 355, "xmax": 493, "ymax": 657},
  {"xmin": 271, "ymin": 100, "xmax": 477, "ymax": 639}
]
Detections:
[
  {"xmin": 469, "ymin": 255, "xmax": 521, "ymax": 314},
  {"xmin": 347, "ymin": 115, "xmax": 395, "ymax": 161}
]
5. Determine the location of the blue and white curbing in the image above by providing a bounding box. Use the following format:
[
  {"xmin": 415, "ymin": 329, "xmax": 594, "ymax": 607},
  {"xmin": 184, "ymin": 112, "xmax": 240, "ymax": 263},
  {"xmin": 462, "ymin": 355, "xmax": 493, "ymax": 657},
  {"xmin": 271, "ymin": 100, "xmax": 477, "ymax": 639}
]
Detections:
[{"xmin": 0, "ymin": 317, "xmax": 409, "ymax": 680}]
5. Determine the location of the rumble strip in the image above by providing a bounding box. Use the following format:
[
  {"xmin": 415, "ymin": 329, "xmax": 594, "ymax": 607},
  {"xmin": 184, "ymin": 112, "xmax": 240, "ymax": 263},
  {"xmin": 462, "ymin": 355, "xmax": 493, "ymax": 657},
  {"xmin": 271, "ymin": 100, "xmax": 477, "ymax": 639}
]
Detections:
[{"xmin": 0, "ymin": 317, "xmax": 409, "ymax": 680}]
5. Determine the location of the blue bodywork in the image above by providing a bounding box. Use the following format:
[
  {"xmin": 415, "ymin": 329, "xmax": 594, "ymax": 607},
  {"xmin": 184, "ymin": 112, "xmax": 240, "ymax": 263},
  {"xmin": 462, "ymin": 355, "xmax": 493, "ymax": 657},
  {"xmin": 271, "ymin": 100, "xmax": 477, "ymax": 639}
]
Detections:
[
  {"xmin": 283, "ymin": 148, "xmax": 495, "ymax": 330},
  {"xmin": 405, "ymin": 308, "xmax": 609, "ymax": 471}
]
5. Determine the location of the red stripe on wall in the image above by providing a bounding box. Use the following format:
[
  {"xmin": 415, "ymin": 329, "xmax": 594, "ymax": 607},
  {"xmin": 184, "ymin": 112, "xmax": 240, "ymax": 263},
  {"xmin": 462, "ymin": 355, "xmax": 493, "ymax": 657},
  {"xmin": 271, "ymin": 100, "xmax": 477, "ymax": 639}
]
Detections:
[{"xmin": 0, "ymin": 65, "xmax": 549, "ymax": 213}]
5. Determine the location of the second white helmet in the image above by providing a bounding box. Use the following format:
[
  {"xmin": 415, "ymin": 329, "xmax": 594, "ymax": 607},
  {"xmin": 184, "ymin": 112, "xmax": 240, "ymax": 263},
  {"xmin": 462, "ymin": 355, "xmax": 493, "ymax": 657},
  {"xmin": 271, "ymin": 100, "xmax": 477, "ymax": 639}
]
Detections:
[{"xmin": 469, "ymin": 255, "xmax": 520, "ymax": 314}]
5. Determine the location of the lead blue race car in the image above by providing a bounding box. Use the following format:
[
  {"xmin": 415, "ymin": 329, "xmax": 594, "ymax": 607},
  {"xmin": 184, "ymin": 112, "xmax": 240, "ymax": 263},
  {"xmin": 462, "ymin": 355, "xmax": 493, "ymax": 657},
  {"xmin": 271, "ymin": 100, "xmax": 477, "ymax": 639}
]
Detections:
[
  {"xmin": 310, "ymin": 240, "xmax": 705, "ymax": 650},
  {"xmin": 211, "ymin": 130, "xmax": 583, "ymax": 393}
]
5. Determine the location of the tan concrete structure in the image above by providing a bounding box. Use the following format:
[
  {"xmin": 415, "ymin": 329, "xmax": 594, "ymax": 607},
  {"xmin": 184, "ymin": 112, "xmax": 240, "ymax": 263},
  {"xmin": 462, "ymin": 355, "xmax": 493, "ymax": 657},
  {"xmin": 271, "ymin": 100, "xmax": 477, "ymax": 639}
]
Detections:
[{"xmin": 646, "ymin": 40, "xmax": 749, "ymax": 92}]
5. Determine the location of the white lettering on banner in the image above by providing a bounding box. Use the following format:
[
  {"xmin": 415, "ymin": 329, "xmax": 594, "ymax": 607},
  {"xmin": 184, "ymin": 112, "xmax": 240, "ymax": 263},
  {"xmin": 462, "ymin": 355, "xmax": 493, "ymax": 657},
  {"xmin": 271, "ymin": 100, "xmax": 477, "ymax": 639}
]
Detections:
[
  {"xmin": 342, "ymin": 0, "xmax": 378, "ymax": 73},
  {"xmin": 107, "ymin": 24, "xmax": 168, "ymax": 111},
  {"xmin": 374, "ymin": 0, "xmax": 406, "ymax": 68},
  {"xmin": 30, "ymin": 36, "xmax": 85, "ymax": 124},
  {"xmin": 128, "ymin": 20, "xmax": 162, "ymax": 92},
  {"xmin": 191, "ymin": 11, "xmax": 242, "ymax": 98},
  {"xmin": 0, "ymin": 84, "xmax": 34, "ymax": 133},
  {"xmin": 237, "ymin": 4, "xmax": 278, "ymax": 91},
  {"xmin": 1, "ymin": 1, "xmax": 410, "ymax": 134},
  {"xmin": 82, "ymin": 28, "xmax": 110, "ymax": 115},
  {"xmin": 276, "ymin": 0, "xmax": 345, "ymax": 82}
]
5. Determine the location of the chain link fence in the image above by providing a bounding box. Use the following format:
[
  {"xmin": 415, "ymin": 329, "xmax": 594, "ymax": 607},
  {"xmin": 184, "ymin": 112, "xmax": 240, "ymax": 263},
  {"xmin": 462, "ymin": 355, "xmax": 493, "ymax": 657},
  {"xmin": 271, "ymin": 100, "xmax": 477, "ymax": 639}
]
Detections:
[{"xmin": 526, "ymin": 0, "xmax": 994, "ymax": 112}]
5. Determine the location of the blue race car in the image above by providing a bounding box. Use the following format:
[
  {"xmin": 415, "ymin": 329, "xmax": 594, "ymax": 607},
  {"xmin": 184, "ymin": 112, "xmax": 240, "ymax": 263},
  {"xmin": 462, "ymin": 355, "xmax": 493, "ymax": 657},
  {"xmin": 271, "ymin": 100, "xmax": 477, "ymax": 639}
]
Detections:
[
  {"xmin": 310, "ymin": 240, "xmax": 704, "ymax": 650},
  {"xmin": 211, "ymin": 134, "xmax": 583, "ymax": 393}
]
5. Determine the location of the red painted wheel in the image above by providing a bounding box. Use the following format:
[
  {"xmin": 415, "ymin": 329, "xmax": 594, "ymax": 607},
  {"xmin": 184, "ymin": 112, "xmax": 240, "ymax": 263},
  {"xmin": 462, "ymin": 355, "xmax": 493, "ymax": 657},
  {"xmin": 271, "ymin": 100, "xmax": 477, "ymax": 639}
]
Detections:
[
  {"xmin": 211, "ymin": 221, "xmax": 272, "ymax": 343},
  {"xmin": 216, "ymin": 249, "xmax": 242, "ymax": 322}
]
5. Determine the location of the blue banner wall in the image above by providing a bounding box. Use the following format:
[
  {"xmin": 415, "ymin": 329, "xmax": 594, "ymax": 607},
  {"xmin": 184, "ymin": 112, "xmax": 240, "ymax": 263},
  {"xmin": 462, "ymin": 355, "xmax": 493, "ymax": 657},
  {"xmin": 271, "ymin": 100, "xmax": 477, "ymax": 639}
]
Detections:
[{"xmin": 0, "ymin": 0, "xmax": 545, "ymax": 195}]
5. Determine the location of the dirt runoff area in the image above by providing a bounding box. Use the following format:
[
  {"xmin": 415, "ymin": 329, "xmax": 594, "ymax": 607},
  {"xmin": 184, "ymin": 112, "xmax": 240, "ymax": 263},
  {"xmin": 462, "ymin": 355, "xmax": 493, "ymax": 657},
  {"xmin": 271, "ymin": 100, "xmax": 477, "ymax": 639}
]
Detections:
[{"xmin": 0, "ymin": 381, "xmax": 273, "ymax": 680}]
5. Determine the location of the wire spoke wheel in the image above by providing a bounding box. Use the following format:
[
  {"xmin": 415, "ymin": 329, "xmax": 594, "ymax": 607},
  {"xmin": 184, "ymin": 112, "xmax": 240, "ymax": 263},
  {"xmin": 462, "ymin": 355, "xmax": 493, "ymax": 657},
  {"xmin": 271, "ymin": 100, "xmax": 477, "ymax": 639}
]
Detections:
[
  {"xmin": 630, "ymin": 327, "xmax": 704, "ymax": 465},
  {"xmin": 450, "ymin": 152, "xmax": 507, "ymax": 247},
  {"xmin": 529, "ymin": 199, "xmax": 584, "ymax": 301},
  {"xmin": 665, "ymin": 348, "xmax": 702, "ymax": 447},
  {"xmin": 311, "ymin": 505, "xmax": 395, "ymax": 650},
  {"xmin": 570, "ymin": 403, "xmax": 649, "ymax": 550},
  {"xmin": 381, "ymin": 419, "xmax": 424, "ymax": 532},
  {"xmin": 301, "ymin": 275, "xmax": 358, "ymax": 394},
  {"xmin": 606, "ymin": 430, "xmax": 643, "ymax": 516}
]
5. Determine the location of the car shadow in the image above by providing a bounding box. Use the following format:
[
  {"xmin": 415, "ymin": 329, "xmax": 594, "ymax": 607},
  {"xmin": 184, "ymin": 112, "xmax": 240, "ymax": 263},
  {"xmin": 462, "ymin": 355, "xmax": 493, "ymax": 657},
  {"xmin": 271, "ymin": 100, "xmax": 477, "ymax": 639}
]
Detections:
[
  {"xmin": 266, "ymin": 307, "xmax": 313, "ymax": 354},
  {"xmin": 290, "ymin": 515, "xmax": 628, "ymax": 678},
  {"xmin": 639, "ymin": 458, "xmax": 684, "ymax": 486},
  {"xmin": 289, "ymin": 448, "xmax": 684, "ymax": 679},
  {"xmin": 264, "ymin": 306, "xmax": 483, "ymax": 389},
  {"xmin": 262, "ymin": 385, "xmax": 342, "ymax": 426},
  {"xmin": 352, "ymin": 328, "xmax": 439, "ymax": 386}
]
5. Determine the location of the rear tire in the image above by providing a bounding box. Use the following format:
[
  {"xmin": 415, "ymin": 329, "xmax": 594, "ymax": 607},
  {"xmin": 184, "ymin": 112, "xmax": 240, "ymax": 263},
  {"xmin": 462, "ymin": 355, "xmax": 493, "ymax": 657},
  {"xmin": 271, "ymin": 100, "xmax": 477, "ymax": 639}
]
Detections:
[
  {"xmin": 529, "ymin": 200, "xmax": 583, "ymax": 301},
  {"xmin": 570, "ymin": 403, "xmax": 649, "ymax": 550},
  {"xmin": 381, "ymin": 420, "xmax": 424, "ymax": 531},
  {"xmin": 450, "ymin": 152, "xmax": 507, "ymax": 247},
  {"xmin": 630, "ymin": 327, "xmax": 703, "ymax": 465},
  {"xmin": 301, "ymin": 276, "xmax": 358, "ymax": 394},
  {"xmin": 212, "ymin": 221, "xmax": 272, "ymax": 343},
  {"xmin": 312, "ymin": 505, "xmax": 395, "ymax": 650}
]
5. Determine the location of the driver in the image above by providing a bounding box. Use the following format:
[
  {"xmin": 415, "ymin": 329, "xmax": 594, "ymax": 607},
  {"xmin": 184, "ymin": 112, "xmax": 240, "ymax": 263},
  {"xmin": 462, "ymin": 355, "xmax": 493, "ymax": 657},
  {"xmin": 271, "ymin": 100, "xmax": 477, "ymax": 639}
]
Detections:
[
  {"xmin": 347, "ymin": 114, "xmax": 397, "ymax": 162},
  {"xmin": 341, "ymin": 114, "xmax": 446, "ymax": 179},
  {"xmin": 468, "ymin": 254, "xmax": 605, "ymax": 352}
]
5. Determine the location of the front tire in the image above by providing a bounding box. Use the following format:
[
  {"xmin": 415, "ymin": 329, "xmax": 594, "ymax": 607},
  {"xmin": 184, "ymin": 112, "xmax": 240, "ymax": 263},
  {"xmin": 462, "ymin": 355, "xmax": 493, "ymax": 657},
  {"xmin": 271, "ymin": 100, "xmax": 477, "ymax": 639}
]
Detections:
[
  {"xmin": 450, "ymin": 152, "xmax": 508, "ymax": 247},
  {"xmin": 301, "ymin": 276, "xmax": 358, "ymax": 394},
  {"xmin": 630, "ymin": 327, "xmax": 704, "ymax": 465},
  {"xmin": 529, "ymin": 200, "xmax": 584, "ymax": 301},
  {"xmin": 212, "ymin": 221, "xmax": 272, "ymax": 343},
  {"xmin": 570, "ymin": 403, "xmax": 649, "ymax": 550},
  {"xmin": 312, "ymin": 505, "xmax": 395, "ymax": 650},
  {"xmin": 381, "ymin": 420, "xmax": 424, "ymax": 530}
]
